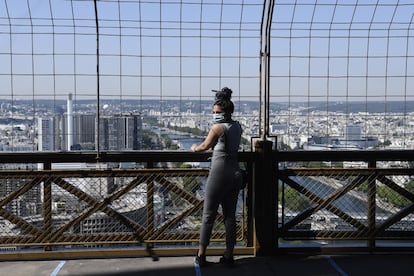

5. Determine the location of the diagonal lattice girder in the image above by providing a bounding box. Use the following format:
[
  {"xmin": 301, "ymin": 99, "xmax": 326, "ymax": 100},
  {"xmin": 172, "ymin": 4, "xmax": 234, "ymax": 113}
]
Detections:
[
  {"xmin": 280, "ymin": 174, "xmax": 369, "ymax": 233},
  {"xmin": 38, "ymin": 175, "xmax": 153, "ymax": 244},
  {"xmin": 0, "ymin": 177, "xmax": 43, "ymax": 234}
]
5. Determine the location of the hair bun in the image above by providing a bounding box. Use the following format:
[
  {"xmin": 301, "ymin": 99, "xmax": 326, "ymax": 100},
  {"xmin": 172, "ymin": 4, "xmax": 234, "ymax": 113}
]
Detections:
[{"xmin": 212, "ymin": 87, "xmax": 232, "ymax": 101}]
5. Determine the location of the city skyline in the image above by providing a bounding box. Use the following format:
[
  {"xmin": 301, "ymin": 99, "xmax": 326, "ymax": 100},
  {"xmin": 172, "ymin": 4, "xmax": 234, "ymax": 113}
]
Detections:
[{"xmin": 0, "ymin": 96, "xmax": 413, "ymax": 152}]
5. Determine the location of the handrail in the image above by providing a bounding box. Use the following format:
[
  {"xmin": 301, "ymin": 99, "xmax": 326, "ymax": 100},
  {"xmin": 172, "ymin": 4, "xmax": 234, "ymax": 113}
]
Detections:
[
  {"xmin": 0, "ymin": 150, "xmax": 413, "ymax": 164},
  {"xmin": 275, "ymin": 150, "xmax": 414, "ymax": 162},
  {"xmin": 0, "ymin": 151, "xmax": 255, "ymax": 164}
]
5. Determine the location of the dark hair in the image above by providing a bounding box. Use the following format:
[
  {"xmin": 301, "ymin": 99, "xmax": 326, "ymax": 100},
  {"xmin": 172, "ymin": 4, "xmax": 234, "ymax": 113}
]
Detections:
[{"xmin": 213, "ymin": 87, "xmax": 234, "ymax": 114}]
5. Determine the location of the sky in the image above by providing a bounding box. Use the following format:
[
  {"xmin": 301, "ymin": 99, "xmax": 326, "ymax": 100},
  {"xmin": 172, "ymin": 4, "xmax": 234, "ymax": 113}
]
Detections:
[{"xmin": 0, "ymin": 0, "xmax": 413, "ymax": 104}]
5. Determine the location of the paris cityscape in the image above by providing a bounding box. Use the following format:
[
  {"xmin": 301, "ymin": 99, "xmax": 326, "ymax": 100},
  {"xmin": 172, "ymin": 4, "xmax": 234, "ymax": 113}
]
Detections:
[{"xmin": 0, "ymin": 94, "xmax": 413, "ymax": 153}]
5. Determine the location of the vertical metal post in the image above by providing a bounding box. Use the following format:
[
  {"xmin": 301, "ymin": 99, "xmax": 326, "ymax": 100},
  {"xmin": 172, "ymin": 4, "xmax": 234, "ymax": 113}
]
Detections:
[
  {"xmin": 254, "ymin": 140, "xmax": 277, "ymax": 255},
  {"xmin": 147, "ymin": 159, "xmax": 154, "ymax": 234},
  {"xmin": 253, "ymin": 0, "xmax": 276, "ymax": 256},
  {"xmin": 94, "ymin": 0, "xmax": 101, "ymax": 160},
  {"xmin": 259, "ymin": 0, "xmax": 274, "ymax": 139},
  {"xmin": 147, "ymin": 181, "xmax": 154, "ymax": 233},
  {"xmin": 246, "ymin": 160, "xmax": 255, "ymax": 248},
  {"xmin": 367, "ymin": 160, "xmax": 377, "ymax": 250},
  {"xmin": 43, "ymin": 161, "xmax": 52, "ymax": 251}
]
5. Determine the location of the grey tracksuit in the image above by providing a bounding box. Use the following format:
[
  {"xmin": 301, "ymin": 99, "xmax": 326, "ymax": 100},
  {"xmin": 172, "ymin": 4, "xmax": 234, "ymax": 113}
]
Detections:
[{"xmin": 199, "ymin": 120, "xmax": 243, "ymax": 248}]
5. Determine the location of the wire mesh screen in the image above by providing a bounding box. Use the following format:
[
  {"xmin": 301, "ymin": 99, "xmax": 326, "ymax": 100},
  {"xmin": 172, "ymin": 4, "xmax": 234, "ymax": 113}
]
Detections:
[
  {"xmin": 0, "ymin": 0, "xmax": 261, "ymax": 152},
  {"xmin": 1, "ymin": 1, "xmax": 413, "ymax": 152},
  {"xmin": 278, "ymin": 168, "xmax": 414, "ymax": 241},
  {"xmin": 269, "ymin": 1, "xmax": 414, "ymax": 150},
  {"xmin": 0, "ymin": 169, "xmax": 246, "ymax": 248}
]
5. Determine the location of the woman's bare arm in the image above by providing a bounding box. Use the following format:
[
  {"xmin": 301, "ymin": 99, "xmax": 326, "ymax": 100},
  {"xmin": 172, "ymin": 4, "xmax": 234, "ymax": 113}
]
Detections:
[{"xmin": 191, "ymin": 124, "xmax": 223, "ymax": 152}]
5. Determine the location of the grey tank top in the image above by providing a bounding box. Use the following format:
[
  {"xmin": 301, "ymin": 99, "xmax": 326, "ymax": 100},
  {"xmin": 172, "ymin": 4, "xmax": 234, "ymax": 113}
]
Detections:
[{"xmin": 212, "ymin": 121, "xmax": 242, "ymax": 161}]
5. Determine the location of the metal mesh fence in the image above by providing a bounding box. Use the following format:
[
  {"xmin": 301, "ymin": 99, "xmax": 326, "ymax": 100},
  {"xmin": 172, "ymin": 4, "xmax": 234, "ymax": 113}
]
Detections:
[
  {"xmin": 0, "ymin": 168, "xmax": 247, "ymax": 249},
  {"xmin": 269, "ymin": 1, "xmax": 414, "ymax": 150},
  {"xmin": 0, "ymin": 0, "xmax": 261, "ymax": 152},
  {"xmin": 278, "ymin": 166, "xmax": 414, "ymax": 241},
  {"xmin": 1, "ymin": 1, "xmax": 413, "ymax": 152}
]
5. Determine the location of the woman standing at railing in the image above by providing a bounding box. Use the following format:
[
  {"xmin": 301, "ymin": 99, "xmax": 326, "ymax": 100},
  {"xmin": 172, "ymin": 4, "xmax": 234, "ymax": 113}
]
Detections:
[{"xmin": 191, "ymin": 87, "xmax": 243, "ymax": 267}]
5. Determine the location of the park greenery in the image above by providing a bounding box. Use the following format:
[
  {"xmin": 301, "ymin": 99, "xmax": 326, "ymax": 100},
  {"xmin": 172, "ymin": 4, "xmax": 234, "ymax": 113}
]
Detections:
[
  {"xmin": 278, "ymin": 186, "xmax": 312, "ymax": 212},
  {"xmin": 358, "ymin": 179, "xmax": 414, "ymax": 208}
]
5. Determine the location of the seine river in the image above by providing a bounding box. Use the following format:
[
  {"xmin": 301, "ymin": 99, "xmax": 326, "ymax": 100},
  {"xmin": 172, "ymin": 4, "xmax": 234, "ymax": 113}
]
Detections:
[
  {"xmin": 148, "ymin": 126, "xmax": 210, "ymax": 167},
  {"xmin": 147, "ymin": 126, "xmax": 204, "ymax": 151},
  {"xmin": 168, "ymin": 133, "xmax": 203, "ymax": 151}
]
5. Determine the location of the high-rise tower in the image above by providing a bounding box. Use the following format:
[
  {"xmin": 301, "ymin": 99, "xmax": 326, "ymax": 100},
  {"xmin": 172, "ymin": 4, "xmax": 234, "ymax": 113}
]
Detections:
[{"xmin": 67, "ymin": 93, "xmax": 73, "ymax": 151}]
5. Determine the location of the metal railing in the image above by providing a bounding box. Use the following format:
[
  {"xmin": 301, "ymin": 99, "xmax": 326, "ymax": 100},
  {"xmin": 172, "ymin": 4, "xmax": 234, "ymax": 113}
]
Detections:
[
  {"xmin": 0, "ymin": 151, "xmax": 253, "ymax": 260},
  {"xmin": 0, "ymin": 149, "xmax": 414, "ymax": 259},
  {"xmin": 273, "ymin": 149, "xmax": 414, "ymax": 254}
]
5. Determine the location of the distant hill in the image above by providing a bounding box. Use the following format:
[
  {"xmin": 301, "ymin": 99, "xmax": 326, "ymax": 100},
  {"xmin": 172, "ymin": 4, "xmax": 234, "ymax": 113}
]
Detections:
[
  {"xmin": 1, "ymin": 99, "xmax": 413, "ymax": 114},
  {"xmin": 269, "ymin": 101, "xmax": 414, "ymax": 113}
]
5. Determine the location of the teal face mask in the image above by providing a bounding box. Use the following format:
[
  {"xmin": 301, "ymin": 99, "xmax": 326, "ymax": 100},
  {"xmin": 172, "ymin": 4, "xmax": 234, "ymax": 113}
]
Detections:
[{"xmin": 213, "ymin": 113, "xmax": 225, "ymax": 123}]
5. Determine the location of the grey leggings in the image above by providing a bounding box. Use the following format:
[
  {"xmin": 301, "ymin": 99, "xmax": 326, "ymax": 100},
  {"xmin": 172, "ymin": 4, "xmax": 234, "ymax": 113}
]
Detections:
[{"xmin": 199, "ymin": 161, "xmax": 241, "ymax": 249}]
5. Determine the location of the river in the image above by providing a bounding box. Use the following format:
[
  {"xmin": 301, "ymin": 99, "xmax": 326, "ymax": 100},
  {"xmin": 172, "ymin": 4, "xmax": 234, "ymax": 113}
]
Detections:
[
  {"xmin": 148, "ymin": 126, "xmax": 210, "ymax": 167},
  {"xmin": 146, "ymin": 126, "xmax": 204, "ymax": 151},
  {"xmin": 168, "ymin": 133, "xmax": 204, "ymax": 151}
]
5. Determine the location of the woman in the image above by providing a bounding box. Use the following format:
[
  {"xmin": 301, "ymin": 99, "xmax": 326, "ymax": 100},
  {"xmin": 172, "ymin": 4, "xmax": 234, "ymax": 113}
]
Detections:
[{"xmin": 191, "ymin": 87, "xmax": 243, "ymax": 267}]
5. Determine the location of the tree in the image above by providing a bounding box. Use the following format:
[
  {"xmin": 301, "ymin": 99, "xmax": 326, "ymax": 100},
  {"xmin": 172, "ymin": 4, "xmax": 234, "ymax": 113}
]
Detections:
[{"xmin": 279, "ymin": 186, "xmax": 311, "ymax": 212}]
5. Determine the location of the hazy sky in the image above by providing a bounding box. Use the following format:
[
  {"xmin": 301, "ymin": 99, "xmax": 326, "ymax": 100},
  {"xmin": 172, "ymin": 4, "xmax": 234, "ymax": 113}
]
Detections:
[{"xmin": 0, "ymin": 0, "xmax": 413, "ymax": 103}]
